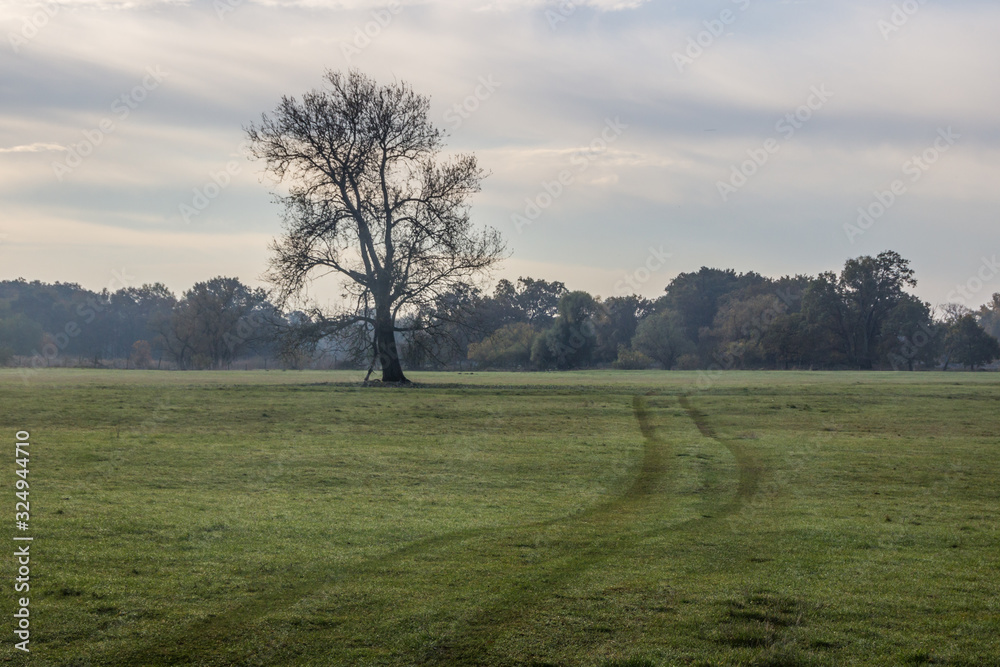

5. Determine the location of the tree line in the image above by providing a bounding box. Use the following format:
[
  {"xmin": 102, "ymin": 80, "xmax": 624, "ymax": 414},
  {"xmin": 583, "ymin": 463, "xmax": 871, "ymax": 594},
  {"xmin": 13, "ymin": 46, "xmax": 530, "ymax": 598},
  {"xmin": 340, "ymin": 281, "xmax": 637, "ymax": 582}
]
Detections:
[
  {"xmin": 0, "ymin": 277, "xmax": 279, "ymax": 370},
  {"xmin": 1, "ymin": 251, "xmax": 998, "ymax": 372}
]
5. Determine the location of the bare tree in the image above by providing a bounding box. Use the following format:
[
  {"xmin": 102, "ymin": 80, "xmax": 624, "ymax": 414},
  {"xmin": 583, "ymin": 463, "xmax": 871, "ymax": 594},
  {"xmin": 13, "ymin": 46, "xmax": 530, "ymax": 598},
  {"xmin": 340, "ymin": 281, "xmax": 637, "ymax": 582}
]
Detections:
[{"xmin": 246, "ymin": 70, "xmax": 506, "ymax": 383}]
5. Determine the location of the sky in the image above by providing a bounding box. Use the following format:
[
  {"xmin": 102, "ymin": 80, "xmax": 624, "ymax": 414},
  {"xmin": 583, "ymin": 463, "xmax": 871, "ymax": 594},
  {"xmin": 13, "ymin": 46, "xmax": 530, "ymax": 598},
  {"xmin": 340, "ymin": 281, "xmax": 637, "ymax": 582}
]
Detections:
[{"xmin": 1, "ymin": 0, "xmax": 998, "ymax": 312}]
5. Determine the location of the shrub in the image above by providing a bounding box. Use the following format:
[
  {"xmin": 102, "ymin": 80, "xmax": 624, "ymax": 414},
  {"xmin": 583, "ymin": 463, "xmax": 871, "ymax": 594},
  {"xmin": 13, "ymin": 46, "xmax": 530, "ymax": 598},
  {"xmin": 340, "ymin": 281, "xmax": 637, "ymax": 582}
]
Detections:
[
  {"xmin": 612, "ymin": 345, "xmax": 652, "ymax": 370},
  {"xmin": 676, "ymin": 353, "xmax": 701, "ymax": 370}
]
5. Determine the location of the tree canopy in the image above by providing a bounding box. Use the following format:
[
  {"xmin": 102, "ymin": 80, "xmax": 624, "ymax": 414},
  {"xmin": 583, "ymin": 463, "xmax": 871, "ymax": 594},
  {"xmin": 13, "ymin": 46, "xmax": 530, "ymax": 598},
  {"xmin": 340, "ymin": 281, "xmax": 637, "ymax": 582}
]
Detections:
[
  {"xmin": 946, "ymin": 314, "xmax": 1000, "ymax": 370},
  {"xmin": 804, "ymin": 251, "xmax": 918, "ymax": 369}
]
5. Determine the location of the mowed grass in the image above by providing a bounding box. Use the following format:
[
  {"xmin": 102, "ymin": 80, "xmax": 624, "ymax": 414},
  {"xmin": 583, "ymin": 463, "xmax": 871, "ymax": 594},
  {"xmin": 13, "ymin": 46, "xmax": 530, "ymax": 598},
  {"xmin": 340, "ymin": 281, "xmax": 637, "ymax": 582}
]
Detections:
[{"xmin": 1, "ymin": 369, "xmax": 999, "ymax": 666}]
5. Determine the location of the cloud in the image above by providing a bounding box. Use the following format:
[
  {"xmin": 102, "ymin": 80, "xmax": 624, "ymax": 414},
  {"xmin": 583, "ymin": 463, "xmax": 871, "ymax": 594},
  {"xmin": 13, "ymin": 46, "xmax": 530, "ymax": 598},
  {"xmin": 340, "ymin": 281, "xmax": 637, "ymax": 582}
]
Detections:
[
  {"xmin": 0, "ymin": 0, "xmax": 188, "ymax": 9},
  {"xmin": 1, "ymin": 0, "xmax": 998, "ymax": 308},
  {"xmin": 249, "ymin": 0, "xmax": 648, "ymax": 9},
  {"xmin": 0, "ymin": 142, "xmax": 66, "ymax": 153},
  {"xmin": 0, "ymin": 0, "xmax": 647, "ymax": 9}
]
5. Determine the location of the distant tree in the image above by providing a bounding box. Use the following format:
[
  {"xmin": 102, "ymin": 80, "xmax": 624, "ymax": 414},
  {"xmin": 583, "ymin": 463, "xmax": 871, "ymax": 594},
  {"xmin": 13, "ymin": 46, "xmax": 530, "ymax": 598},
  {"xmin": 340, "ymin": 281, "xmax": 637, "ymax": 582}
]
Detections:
[
  {"xmin": 0, "ymin": 280, "xmax": 85, "ymax": 340},
  {"xmin": 752, "ymin": 275, "xmax": 811, "ymax": 311},
  {"xmin": 397, "ymin": 317, "xmax": 433, "ymax": 370},
  {"xmin": 632, "ymin": 309, "xmax": 693, "ymax": 369},
  {"xmin": 760, "ymin": 313, "xmax": 810, "ymax": 369},
  {"xmin": 453, "ymin": 277, "xmax": 567, "ymax": 359},
  {"xmin": 130, "ymin": 340, "xmax": 153, "ymax": 370},
  {"xmin": 707, "ymin": 293, "xmax": 787, "ymax": 369},
  {"xmin": 392, "ymin": 281, "xmax": 550, "ymax": 369},
  {"xmin": 936, "ymin": 302, "xmax": 975, "ymax": 370},
  {"xmin": 945, "ymin": 314, "xmax": 1000, "ymax": 370},
  {"xmin": 978, "ymin": 293, "xmax": 1000, "ymax": 340},
  {"xmin": 532, "ymin": 291, "xmax": 597, "ymax": 369},
  {"xmin": 247, "ymin": 69, "xmax": 505, "ymax": 382},
  {"xmin": 468, "ymin": 322, "xmax": 535, "ymax": 368},
  {"xmin": 612, "ymin": 345, "xmax": 653, "ymax": 370},
  {"xmin": 0, "ymin": 312, "xmax": 43, "ymax": 359},
  {"xmin": 509, "ymin": 277, "xmax": 567, "ymax": 327},
  {"xmin": 0, "ymin": 279, "xmax": 105, "ymax": 362},
  {"xmin": 593, "ymin": 295, "xmax": 653, "ymax": 363},
  {"xmin": 153, "ymin": 303, "xmax": 197, "ymax": 370},
  {"xmin": 703, "ymin": 276, "xmax": 810, "ymax": 370},
  {"xmin": 658, "ymin": 267, "xmax": 765, "ymax": 342},
  {"xmin": 109, "ymin": 284, "xmax": 176, "ymax": 361},
  {"xmin": 273, "ymin": 310, "xmax": 321, "ymax": 369},
  {"xmin": 804, "ymin": 251, "xmax": 917, "ymax": 369},
  {"xmin": 878, "ymin": 295, "xmax": 941, "ymax": 370},
  {"xmin": 939, "ymin": 302, "xmax": 973, "ymax": 324},
  {"xmin": 158, "ymin": 277, "xmax": 271, "ymax": 369},
  {"xmin": 470, "ymin": 282, "xmax": 523, "ymax": 333}
]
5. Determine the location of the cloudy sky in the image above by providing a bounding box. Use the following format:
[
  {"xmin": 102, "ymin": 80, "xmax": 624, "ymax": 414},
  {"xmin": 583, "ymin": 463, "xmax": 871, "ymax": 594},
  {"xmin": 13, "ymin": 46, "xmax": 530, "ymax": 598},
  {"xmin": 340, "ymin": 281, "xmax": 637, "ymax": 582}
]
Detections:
[{"xmin": 1, "ymin": 0, "xmax": 998, "ymax": 310}]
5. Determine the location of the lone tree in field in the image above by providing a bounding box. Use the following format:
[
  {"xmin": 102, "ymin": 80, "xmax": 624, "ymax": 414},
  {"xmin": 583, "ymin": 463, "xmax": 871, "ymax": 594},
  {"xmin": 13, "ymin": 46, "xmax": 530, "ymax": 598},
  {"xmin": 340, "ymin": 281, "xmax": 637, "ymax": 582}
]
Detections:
[{"xmin": 247, "ymin": 70, "xmax": 505, "ymax": 382}]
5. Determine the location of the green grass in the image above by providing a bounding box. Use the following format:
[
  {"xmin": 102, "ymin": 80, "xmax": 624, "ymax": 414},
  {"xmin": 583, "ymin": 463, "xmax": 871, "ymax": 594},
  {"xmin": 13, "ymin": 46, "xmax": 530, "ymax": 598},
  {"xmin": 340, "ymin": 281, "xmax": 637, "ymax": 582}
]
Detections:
[{"xmin": 1, "ymin": 369, "xmax": 999, "ymax": 665}]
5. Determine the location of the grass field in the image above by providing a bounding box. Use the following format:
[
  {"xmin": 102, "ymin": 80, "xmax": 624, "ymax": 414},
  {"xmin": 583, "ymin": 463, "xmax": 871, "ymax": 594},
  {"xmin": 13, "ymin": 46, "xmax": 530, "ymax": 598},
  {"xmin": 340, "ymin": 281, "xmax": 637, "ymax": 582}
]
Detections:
[{"xmin": 2, "ymin": 369, "xmax": 999, "ymax": 666}]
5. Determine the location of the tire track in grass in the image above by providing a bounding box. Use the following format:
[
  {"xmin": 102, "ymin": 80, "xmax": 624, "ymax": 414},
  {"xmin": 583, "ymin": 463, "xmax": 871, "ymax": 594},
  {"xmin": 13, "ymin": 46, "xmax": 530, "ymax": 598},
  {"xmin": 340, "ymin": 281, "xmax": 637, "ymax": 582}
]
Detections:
[
  {"xmin": 677, "ymin": 394, "xmax": 762, "ymax": 510},
  {"xmin": 104, "ymin": 523, "xmax": 514, "ymax": 666},
  {"xmin": 414, "ymin": 395, "xmax": 766, "ymax": 665},
  {"xmin": 109, "ymin": 394, "xmax": 759, "ymax": 666},
  {"xmin": 412, "ymin": 395, "xmax": 677, "ymax": 665},
  {"xmin": 107, "ymin": 394, "xmax": 666, "ymax": 666}
]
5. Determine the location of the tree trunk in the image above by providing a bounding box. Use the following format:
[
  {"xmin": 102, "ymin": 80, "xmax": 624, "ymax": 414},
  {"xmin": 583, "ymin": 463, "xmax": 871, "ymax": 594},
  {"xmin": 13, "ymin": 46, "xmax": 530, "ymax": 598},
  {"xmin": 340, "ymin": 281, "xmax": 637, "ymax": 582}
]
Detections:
[{"xmin": 374, "ymin": 317, "xmax": 408, "ymax": 383}]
